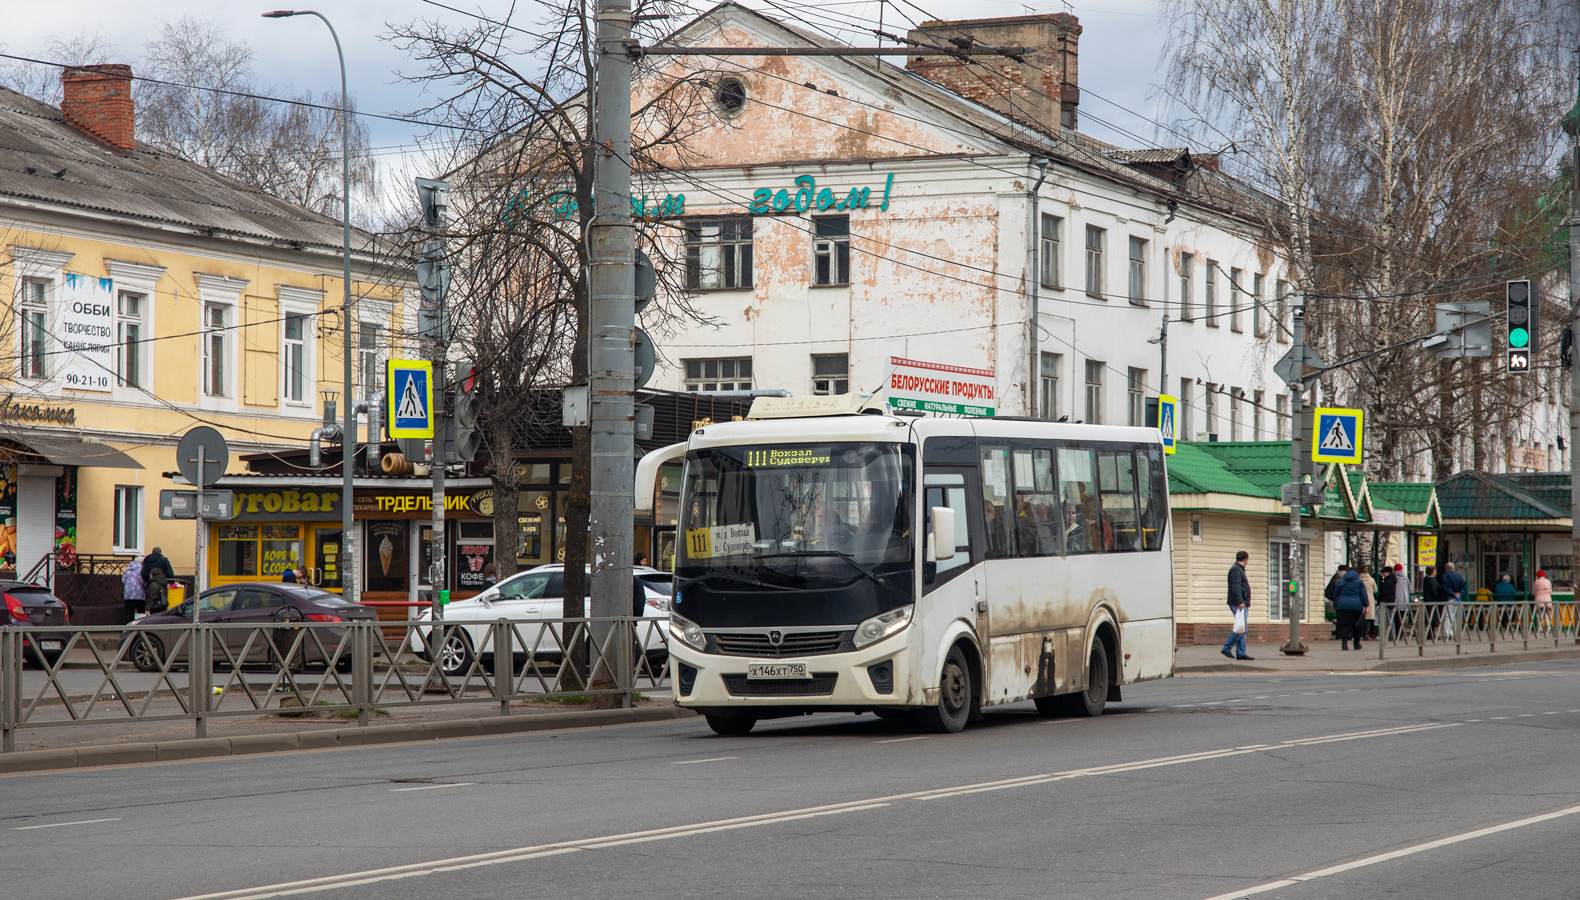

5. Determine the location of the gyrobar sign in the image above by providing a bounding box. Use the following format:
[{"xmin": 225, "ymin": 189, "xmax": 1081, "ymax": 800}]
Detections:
[
  {"xmin": 885, "ymin": 356, "xmax": 996, "ymax": 417},
  {"xmin": 59, "ymin": 273, "xmax": 115, "ymax": 392}
]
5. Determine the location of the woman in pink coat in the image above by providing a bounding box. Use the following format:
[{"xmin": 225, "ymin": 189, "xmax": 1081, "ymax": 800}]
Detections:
[{"xmin": 1533, "ymin": 569, "xmax": 1554, "ymax": 630}]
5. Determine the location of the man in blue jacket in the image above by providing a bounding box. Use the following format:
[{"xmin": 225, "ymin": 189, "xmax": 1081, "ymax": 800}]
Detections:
[{"xmin": 1222, "ymin": 550, "xmax": 1254, "ymax": 661}]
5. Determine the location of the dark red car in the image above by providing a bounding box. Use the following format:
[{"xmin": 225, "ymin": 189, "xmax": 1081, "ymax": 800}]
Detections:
[
  {"xmin": 120, "ymin": 582, "xmax": 379, "ymax": 672},
  {"xmin": 2, "ymin": 581, "xmax": 71, "ymax": 668}
]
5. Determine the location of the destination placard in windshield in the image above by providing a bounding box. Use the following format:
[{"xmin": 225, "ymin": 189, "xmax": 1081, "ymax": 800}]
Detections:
[{"xmin": 744, "ymin": 447, "xmax": 832, "ymax": 467}]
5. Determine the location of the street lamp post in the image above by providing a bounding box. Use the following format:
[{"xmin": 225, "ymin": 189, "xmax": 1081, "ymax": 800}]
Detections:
[{"xmin": 263, "ymin": 9, "xmax": 357, "ymax": 604}]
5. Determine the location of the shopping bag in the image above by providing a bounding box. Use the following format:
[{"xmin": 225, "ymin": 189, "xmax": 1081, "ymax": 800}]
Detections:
[{"xmin": 1232, "ymin": 607, "xmax": 1248, "ymax": 635}]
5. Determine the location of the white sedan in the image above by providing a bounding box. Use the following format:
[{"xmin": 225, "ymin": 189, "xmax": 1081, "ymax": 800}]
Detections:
[{"xmin": 409, "ymin": 564, "xmax": 671, "ymax": 676}]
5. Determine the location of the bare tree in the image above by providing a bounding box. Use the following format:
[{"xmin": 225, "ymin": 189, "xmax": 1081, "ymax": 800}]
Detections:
[{"xmin": 0, "ymin": 31, "xmax": 114, "ymax": 105}]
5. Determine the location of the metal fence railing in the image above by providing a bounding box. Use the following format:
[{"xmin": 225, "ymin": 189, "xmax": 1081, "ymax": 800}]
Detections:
[
  {"xmin": 1378, "ymin": 600, "xmax": 1580, "ymax": 658},
  {"xmin": 0, "ymin": 617, "xmax": 672, "ymax": 752}
]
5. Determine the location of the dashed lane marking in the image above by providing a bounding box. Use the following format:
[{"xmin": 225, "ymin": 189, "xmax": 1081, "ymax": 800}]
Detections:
[
  {"xmin": 874, "ymin": 736, "xmax": 929, "ymax": 744},
  {"xmin": 390, "ymin": 783, "xmax": 475, "ymax": 793},
  {"xmin": 13, "ymin": 817, "xmax": 121, "ymax": 830},
  {"xmin": 673, "ymin": 757, "xmax": 738, "ymax": 765}
]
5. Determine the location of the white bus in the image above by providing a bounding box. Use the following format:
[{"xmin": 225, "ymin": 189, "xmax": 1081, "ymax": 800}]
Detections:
[{"xmin": 636, "ymin": 395, "xmax": 1175, "ymax": 735}]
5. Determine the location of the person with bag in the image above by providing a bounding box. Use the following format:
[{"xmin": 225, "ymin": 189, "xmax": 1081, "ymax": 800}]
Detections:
[
  {"xmin": 1221, "ymin": 550, "xmax": 1255, "ymax": 661},
  {"xmin": 1357, "ymin": 563, "xmax": 1380, "ymax": 638},
  {"xmin": 142, "ymin": 545, "xmax": 174, "ymax": 614},
  {"xmin": 1335, "ymin": 567, "xmax": 1368, "ymax": 650},
  {"xmin": 1323, "ymin": 565, "xmax": 1347, "ymax": 637},
  {"xmin": 122, "ymin": 555, "xmax": 145, "ymax": 623}
]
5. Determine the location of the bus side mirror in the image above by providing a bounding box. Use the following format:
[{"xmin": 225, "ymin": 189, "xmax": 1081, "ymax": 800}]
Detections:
[
  {"xmin": 634, "ymin": 441, "xmax": 687, "ymax": 516},
  {"xmin": 930, "ymin": 507, "xmax": 956, "ymax": 561}
]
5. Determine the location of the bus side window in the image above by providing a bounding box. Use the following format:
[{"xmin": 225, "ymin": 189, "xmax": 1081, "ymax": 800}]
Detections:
[
  {"xmin": 1099, "ymin": 450, "xmax": 1140, "ymax": 551},
  {"xmin": 1056, "ymin": 446, "xmax": 1100, "ymax": 554},
  {"xmin": 1137, "ymin": 448, "xmax": 1167, "ymax": 551},
  {"xmin": 979, "ymin": 445, "xmax": 1014, "ymax": 558},
  {"xmin": 1011, "ymin": 444, "xmax": 1061, "ymax": 556},
  {"xmin": 923, "ymin": 473, "xmax": 972, "ymax": 584}
]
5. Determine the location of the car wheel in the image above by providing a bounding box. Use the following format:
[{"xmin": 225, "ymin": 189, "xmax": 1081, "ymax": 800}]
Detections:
[
  {"xmin": 130, "ymin": 634, "xmax": 165, "ymax": 673},
  {"xmin": 439, "ymin": 631, "xmax": 474, "ymax": 676},
  {"xmin": 918, "ymin": 644, "xmax": 973, "ymax": 734},
  {"xmin": 705, "ymin": 714, "xmax": 757, "ymax": 736}
]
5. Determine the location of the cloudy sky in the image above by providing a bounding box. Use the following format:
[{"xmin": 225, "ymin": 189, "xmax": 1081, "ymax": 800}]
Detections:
[{"xmin": 0, "ymin": 0, "xmax": 1173, "ymax": 204}]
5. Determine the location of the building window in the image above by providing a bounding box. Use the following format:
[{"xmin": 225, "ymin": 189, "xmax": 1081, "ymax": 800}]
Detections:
[
  {"xmin": 812, "ymin": 216, "xmax": 850, "ymax": 286},
  {"xmin": 1039, "ymin": 352, "xmax": 1060, "ymax": 421},
  {"xmin": 1253, "ymin": 389, "xmax": 1265, "ymax": 439},
  {"xmin": 116, "ymin": 290, "xmax": 144, "ymax": 389},
  {"xmin": 20, "ymin": 278, "xmax": 48, "ymax": 379},
  {"xmin": 358, "ymin": 322, "xmax": 382, "ymax": 401},
  {"xmin": 685, "ymin": 218, "xmax": 753, "ymax": 290},
  {"xmin": 283, "ymin": 313, "xmax": 308, "ymax": 404},
  {"xmin": 203, "ymin": 303, "xmax": 227, "ymax": 397},
  {"xmin": 1268, "ymin": 540, "xmax": 1307, "ymax": 620},
  {"xmin": 812, "ymin": 354, "xmax": 848, "ymax": 395},
  {"xmin": 1178, "ymin": 378, "xmax": 1194, "ymax": 442},
  {"xmin": 1084, "ymin": 359, "xmax": 1104, "ymax": 424},
  {"xmin": 1178, "ymin": 253, "xmax": 1194, "ymax": 322},
  {"xmin": 1127, "ymin": 367, "xmax": 1147, "ymax": 426},
  {"xmin": 1276, "ymin": 393, "xmax": 1290, "ymax": 439},
  {"xmin": 1040, "ymin": 214, "xmax": 1062, "ymax": 289},
  {"xmin": 1253, "ymin": 273, "xmax": 1266, "ymax": 337},
  {"xmin": 1204, "ymin": 383, "xmax": 1218, "ymax": 439},
  {"xmin": 1276, "ymin": 278, "xmax": 1290, "ymax": 343},
  {"xmin": 1128, "ymin": 236, "xmax": 1147, "ymax": 304},
  {"xmin": 685, "ymin": 357, "xmax": 752, "ymax": 392},
  {"xmin": 1084, "ymin": 225, "xmax": 1105, "ymax": 296},
  {"xmin": 113, "ymin": 486, "xmax": 142, "ymax": 553},
  {"xmin": 1205, "ymin": 261, "xmax": 1219, "ymax": 327},
  {"xmin": 1229, "ymin": 387, "xmax": 1243, "ymax": 440},
  {"xmin": 1230, "ymin": 268, "xmax": 1244, "ymax": 332}
]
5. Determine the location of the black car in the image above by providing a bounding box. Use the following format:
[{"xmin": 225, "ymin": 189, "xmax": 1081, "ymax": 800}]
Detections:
[
  {"xmin": 120, "ymin": 582, "xmax": 379, "ymax": 672},
  {"xmin": 2, "ymin": 581, "xmax": 71, "ymax": 668}
]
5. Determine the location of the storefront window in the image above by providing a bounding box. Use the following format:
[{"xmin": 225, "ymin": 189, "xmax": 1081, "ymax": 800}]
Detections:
[
  {"xmin": 518, "ymin": 490, "xmax": 552, "ymax": 567},
  {"xmin": 365, "ymin": 520, "xmax": 409, "ymax": 592},
  {"xmin": 456, "ymin": 520, "xmax": 494, "ymax": 592},
  {"xmin": 218, "ymin": 525, "xmax": 260, "ymax": 577},
  {"xmin": 260, "ymin": 525, "xmax": 301, "ymax": 578}
]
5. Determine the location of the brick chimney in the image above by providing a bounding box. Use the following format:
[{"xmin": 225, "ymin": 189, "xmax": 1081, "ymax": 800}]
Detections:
[
  {"xmin": 906, "ymin": 14, "xmax": 1081, "ymax": 133},
  {"xmin": 61, "ymin": 64, "xmax": 135, "ymax": 154}
]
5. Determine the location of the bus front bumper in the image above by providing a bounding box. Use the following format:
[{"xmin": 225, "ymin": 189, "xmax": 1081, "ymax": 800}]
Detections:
[{"xmin": 669, "ymin": 633, "xmax": 918, "ymax": 709}]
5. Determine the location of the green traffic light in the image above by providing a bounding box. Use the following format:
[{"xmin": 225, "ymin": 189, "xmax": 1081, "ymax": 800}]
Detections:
[{"xmin": 1510, "ymin": 327, "xmax": 1529, "ymax": 348}]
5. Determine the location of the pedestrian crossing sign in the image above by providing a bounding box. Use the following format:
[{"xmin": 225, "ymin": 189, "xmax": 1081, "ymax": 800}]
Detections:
[
  {"xmin": 1311, "ymin": 406, "xmax": 1363, "ymax": 465},
  {"xmin": 387, "ymin": 359, "xmax": 434, "ymax": 439},
  {"xmin": 1157, "ymin": 393, "xmax": 1178, "ymax": 455}
]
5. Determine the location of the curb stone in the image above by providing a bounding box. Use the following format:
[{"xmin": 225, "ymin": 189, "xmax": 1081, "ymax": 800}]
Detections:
[
  {"xmin": 0, "ymin": 705, "xmax": 698, "ymax": 776},
  {"xmin": 1176, "ymin": 645, "xmax": 1580, "ymax": 675}
]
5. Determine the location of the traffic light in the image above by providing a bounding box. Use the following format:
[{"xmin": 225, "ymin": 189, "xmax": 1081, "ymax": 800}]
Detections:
[
  {"xmin": 451, "ymin": 365, "xmax": 482, "ymax": 462},
  {"xmin": 1507, "ymin": 280, "xmax": 1534, "ymax": 373}
]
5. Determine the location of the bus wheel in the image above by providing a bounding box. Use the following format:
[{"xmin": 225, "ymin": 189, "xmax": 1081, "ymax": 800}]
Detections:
[
  {"xmin": 705, "ymin": 714, "xmax": 757, "ymax": 736},
  {"xmin": 919, "ymin": 645, "xmax": 973, "ymax": 733},
  {"xmin": 1034, "ymin": 640, "xmax": 1110, "ymax": 718}
]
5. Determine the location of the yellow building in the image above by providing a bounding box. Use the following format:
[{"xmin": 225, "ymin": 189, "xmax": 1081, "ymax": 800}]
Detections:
[{"xmin": 0, "ymin": 68, "xmax": 406, "ymax": 621}]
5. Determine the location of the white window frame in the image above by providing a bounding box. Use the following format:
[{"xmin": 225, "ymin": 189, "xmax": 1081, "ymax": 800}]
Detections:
[
  {"xmin": 11, "ymin": 246, "xmax": 74, "ymax": 386},
  {"xmin": 1127, "ymin": 367, "xmax": 1147, "ymax": 427},
  {"xmin": 1229, "ymin": 387, "xmax": 1243, "ymax": 440},
  {"xmin": 1179, "ymin": 378, "xmax": 1194, "ymax": 442},
  {"xmin": 685, "ymin": 357, "xmax": 753, "ymax": 392},
  {"xmin": 1204, "ymin": 383, "xmax": 1218, "ymax": 439},
  {"xmin": 1252, "ymin": 273, "xmax": 1266, "ymax": 337},
  {"xmin": 1084, "ymin": 226, "xmax": 1105, "ymax": 297},
  {"xmin": 1205, "ymin": 261, "xmax": 1219, "ymax": 327},
  {"xmin": 277, "ymin": 285, "xmax": 324, "ymax": 412},
  {"xmin": 1128, "ymin": 236, "xmax": 1148, "ymax": 305},
  {"xmin": 811, "ymin": 353, "xmax": 849, "ymax": 395},
  {"xmin": 1178, "ymin": 252, "xmax": 1195, "ymax": 322},
  {"xmin": 195, "ymin": 273, "xmax": 248, "ymax": 411},
  {"xmin": 106, "ymin": 259, "xmax": 164, "ymax": 398},
  {"xmin": 19, "ymin": 278, "xmax": 49, "ymax": 381},
  {"xmin": 1276, "ymin": 393, "xmax": 1290, "ymax": 439},
  {"xmin": 1039, "ymin": 352, "xmax": 1060, "ymax": 421},
  {"xmin": 113, "ymin": 485, "xmax": 143, "ymax": 554},
  {"xmin": 1253, "ymin": 389, "xmax": 1265, "ymax": 439},
  {"xmin": 1084, "ymin": 359, "xmax": 1104, "ymax": 424},
  {"xmin": 1275, "ymin": 278, "xmax": 1290, "ymax": 343},
  {"xmin": 1230, "ymin": 268, "xmax": 1245, "ymax": 332},
  {"xmin": 811, "ymin": 216, "xmax": 850, "ymax": 287},
  {"xmin": 1040, "ymin": 214, "xmax": 1062, "ymax": 289},
  {"xmin": 358, "ymin": 297, "xmax": 396, "ymax": 404}
]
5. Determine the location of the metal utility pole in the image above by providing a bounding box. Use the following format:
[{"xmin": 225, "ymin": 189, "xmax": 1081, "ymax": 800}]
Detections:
[
  {"xmin": 588, "ymin": 0, "xmax": 637, "ymax": 632},
  {"xmin": 1284, "ymin": 293, "xmax": 1310, "ymax": 656},
  {"xmin": 1569, "ymin": 52, "xmax": 1580, "ymax": 582},
  {"xmin": 415, "ymin": 178, "xmax": 451, "ymax": 621}
]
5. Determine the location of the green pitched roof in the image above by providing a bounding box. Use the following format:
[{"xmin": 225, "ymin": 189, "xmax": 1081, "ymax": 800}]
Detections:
[
  {"xmin": 1437, "ymin": 471, "xmax": 1568, "ymax": 521},
  {"xmin": 1165, "ymin": 442, "xmax": 1271, "ymax": 498},
  {"xmin": 1369, "ymin": 482, "xmax": 1435, "ymax": 513}
]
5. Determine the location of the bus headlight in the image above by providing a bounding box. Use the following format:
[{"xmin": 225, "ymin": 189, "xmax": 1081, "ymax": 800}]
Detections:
[
  {"xmin": 853, "ymin": 605, "xmax": 913, "ymax": 649},
  {"xmin": 670, "ymin": 614, "xmax": 706, "ymax": 651}
]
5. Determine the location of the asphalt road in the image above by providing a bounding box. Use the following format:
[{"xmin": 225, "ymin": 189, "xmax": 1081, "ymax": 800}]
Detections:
[{"xmin": 6, "ymin": 662, "xmax": 1580, "ymax": 900}]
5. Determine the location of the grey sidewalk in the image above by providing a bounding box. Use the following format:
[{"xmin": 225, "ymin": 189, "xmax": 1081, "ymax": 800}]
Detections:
[{"xmin": 1176, "ymin": 639, "xmax": 1580, "ymax": 674}]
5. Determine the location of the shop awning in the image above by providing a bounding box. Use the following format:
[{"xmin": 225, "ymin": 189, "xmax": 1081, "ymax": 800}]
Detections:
[{"xmin": 6, "ymin": 432, "xmax": 143, "ymax": 469}]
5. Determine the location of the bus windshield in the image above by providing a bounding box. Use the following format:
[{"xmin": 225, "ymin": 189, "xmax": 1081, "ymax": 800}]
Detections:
[{"xmin": 678, "ymin": 442, "xmax": 914, "ymax": 591}]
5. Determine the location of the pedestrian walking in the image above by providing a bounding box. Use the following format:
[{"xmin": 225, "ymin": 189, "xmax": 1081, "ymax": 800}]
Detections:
[
  {"xmin": 1533, "ymin": 569, "xmax": 1553, "ymax": 632},
  {"xmin": 142, "ymin": 546, "xmax": 175, "ymax": 613},
  {"xmin": 1441, "ymin": 561, "xmax": 1467, "ymax": 639},
  {"xmin": 1323, "ymin": 564, "xmax": 1348, "ymax": 637},
  {"xmin": 1334, "ymin": 568, "xmax": 1368, "ymax": 650},
  {"xmin": 1221, "ymin": 550, "xmax": 1254, "ymax": 661},
  {"xmin": 1378, "ymin": 565, "xmax": 1397, "ymax": 637},
  {"xmin": 1421, "ymin": 565, "xmax": 1446, "ymax": 638},
  {"xmin": 122, "ymin": 554, "xmax": 145, "ymax": 623},
  {"xmin": 1390, "ymin": 563, "xmax": 1412, "ymax": 635},
  {"xmin": 1357, "ymin": 564, "xmax": 1379, "ymax": 638}
]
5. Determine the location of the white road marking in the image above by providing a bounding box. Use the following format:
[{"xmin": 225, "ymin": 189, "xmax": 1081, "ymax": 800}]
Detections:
[
  {"xmin": 13, "ymin": 817, "xmax": 121, "ymax": 831},
  {"xmin": 390, "ymin": 783, "xmax": 475, "ymax": 792},
  {"xmin": 1196, "ymin": 800, "xmax": 1580, "ymax": 900},
  {"xmin": 1544, "ymin": 711, "xmax": 1560, "ymax": 715},
  {"xmin": 1518, "ymin": 714, "xmax": 1535, "ymax": 718},
  {"xmin": 673, "ymin": 756, "xmax": 738, "ymax": 765},
  {"xmin": 1490, "ymin": 716, "xmax": 1511, "ymax": 720},
  {"xmin": 1466, "ymin": 719, "xmax": 1482, "ymax": 723},
  {"xmin": 167, "ymin": 722, "xmax": 1465, "ymax": 900},
  {"xmin": 874, "ymin": 736, "xmax": 929, "ymax": 744}
]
